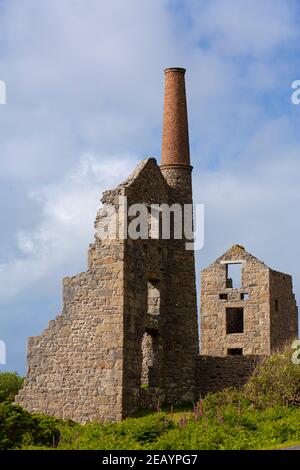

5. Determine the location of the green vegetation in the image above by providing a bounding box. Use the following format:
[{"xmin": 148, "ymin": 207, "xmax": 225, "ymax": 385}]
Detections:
[
  {"xmin": 0, "ymin": 371, "xmax": 61, "ymax": 450},
  {"xmin": 21, "ymin": 400, "xmax": 300, "ymax": 450},
  {"xmin": 140, "ymin": 383, "xmax": 149, "ymax": 389},
  {"xmin": 0, "ymin": 372, "xmax": 24, "ymax": 403},
  {"xmin": 1, "ymin": 349, "xmax": 300, "ymax": 450},
  {"xmin": 0, "ymin": 402, "xmax": 60, "ymax": 450},
  {"xmin": 244, "ymin": 350, "xmax": 300, "ymax": 408}
]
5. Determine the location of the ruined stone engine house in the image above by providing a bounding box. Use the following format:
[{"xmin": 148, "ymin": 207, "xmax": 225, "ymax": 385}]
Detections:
[{"xmin": 16, "ymin": 69, "xmax": 299, "ymax": 422}]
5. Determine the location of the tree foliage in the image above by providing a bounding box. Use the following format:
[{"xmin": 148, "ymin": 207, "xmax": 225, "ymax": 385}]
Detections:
[{"xmin": 0, "ymin": 372, "xmax": 24, "ymax": 403}]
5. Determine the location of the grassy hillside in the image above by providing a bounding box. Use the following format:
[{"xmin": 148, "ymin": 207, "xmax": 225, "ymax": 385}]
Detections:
[
  {"xmin": 0, "ymin": 348, "xmax": 299, "ymax": 450},
  {"xmin": 23, "ymin": 402, "xmax": 300, "ymax": 450}
]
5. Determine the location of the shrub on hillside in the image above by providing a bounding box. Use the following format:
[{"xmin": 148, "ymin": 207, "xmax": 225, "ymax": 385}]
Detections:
[
  {"xmin": 202, "ymin": 388, "xmax": 250, "ymax": 415},
  {"xmin": 0, "ymin": 402, "xmax": 33, "ymax": 449},
  {"xmin": 0, "ymin": 372, "xmax": 24, "ymax": 403},
  {"xmin": 30, "ymin": 414, "xmax": 61, "ymax": 447},
  {"xmin": 0, "ymin": 402, "xmax": 61, "ymax": 449},
  {"xmin": 244, "ymin": 349, "xmax": 300, "ymax": 408},
  {"xmin": 57, "ymin": 413, "xmax": 175, "ymax": 450}
]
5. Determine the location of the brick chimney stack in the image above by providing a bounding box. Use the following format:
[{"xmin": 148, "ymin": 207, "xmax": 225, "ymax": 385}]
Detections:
[
  {"xmin": 161, "ymin": 67, "xmax": 190, "ymax": 168},
  {"xmin": 160, "ymin": 67, "xmax": 192, "ymax": 204}
]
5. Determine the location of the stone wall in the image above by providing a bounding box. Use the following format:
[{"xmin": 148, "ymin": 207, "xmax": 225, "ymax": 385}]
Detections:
[
  {"xmin": 196, "ymin": 355, "xmax": 259, "ymax": 396},
  {"xmin": 269, "ymin": 270, "xmax": 298, "ymax": 350},
  {"xmin": 121, "ymin": 159, "xmax": 169, "ymax": 416},
  {"xmin": 159, "ymin": 165, "xmax": 199, "ymax": 404},
  {"xmin": 16, "ymin": 236, "xmax": 125, "ymax": 423},
  {"xmin": 200, "ymin": 245, "xmax": 271, "ymax": 356},
  {"xmin": 122, "ymin": 159, "xmax": 198, "ymax": 416}
]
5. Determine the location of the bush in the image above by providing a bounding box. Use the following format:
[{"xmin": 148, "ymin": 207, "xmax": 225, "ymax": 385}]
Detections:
[
  {"xmin": 0, "ymin": 402, "xmax": 33, "ymax": 449},
  {"xmin": 31, "ymin": 414, "xmax": 61, "ymax": 447},
  {"xmin": 119, "ymin": 414, "xmax": 175, "ymax": 444},
  {"xmin": 202, "ymin": 388, "xmax": 251, "ymax": 415},
  {"xmin": 244, "ymin": 349, "xmax": 300, "ymax": 408},
  {"xmin": 0, "ymin": 402, "xmax": 61, "ymax": 449},
  {"xmin": 0, "ymin": 372, "xmax": 24, "ymax": 403}
]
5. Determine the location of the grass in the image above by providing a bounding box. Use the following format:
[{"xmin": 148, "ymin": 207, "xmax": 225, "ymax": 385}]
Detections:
[
  {"xmin": 263, "ymin": 440, "xmax": 300, "ymax": 450},
  {"xmin": 2, "ymin": 348, "xmax": 300, "ymax": 450},
  {"xmin": 22, "ymin": 399, "xmax": 300, "ymax": 450}
]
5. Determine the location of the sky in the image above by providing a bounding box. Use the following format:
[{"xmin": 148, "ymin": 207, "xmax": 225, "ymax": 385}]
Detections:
[{"xmin": 0, "ymin": 0, "xmax": 300, "ymax": 373}]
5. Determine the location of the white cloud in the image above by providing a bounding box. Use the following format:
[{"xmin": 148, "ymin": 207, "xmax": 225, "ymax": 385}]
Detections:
[
  {"xmin": 0, "ymin": 154, "xmax": 134, "ymax": 299},
  {"xmin": 187, "ymin": 0, "xmax": 298, "ymax": 58}
]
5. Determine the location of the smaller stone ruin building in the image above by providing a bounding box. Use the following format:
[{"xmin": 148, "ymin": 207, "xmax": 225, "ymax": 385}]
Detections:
[
  {"xmin": 200, "ymin": 244, "xmax": 298, "ymax": 357},
  {"xmin": 197, "ymin": 244, "xmax": 298, "ymax": 395}
]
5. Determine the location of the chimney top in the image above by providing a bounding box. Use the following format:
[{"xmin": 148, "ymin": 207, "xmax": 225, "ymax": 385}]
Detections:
[
  {"xmin": 164, "ymin": 67, "xmax": 186, "ymax": 74},
  {"xmin": 161, "ymin": 67, "xmax": 191, "ymax": 168}
]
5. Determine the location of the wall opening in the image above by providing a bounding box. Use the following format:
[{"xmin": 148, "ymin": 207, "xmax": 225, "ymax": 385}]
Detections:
[
  {"xmin": 147, "ymin": 279, "xmax": 160, "ymax": 316},
  {"xmin": 227, "ymin": 348, "xmax": 243, "ymax": 356},
  {"xmin": 141, "ymin": 330, "xmax": 158, "ymax": 388},
  {"xmin": 241, "ymin": 293, "xmax": 250, "ymax": 300},
  {"xmin": 226, "ymin": 307, "xmax": 244, "ymax": 334},
  {"xmin": 275, "ymin": 299, "xmax": 279, "ymax": 312},
  {"xmin": 219, "ymin": 293, "xmax": 228, "ymax": 300},
  {"xmin": 226, "ymin": 263, "xmax": 242, "ymax": 288},
  {"xmin": 158, "ymin": 247, "xmax": 164, "ymax": 270}
]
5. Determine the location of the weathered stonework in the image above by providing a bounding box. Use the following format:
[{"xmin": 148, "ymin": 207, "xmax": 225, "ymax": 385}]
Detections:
[
  {"xmin": 200, "ymin": 245, "xmax": 298, "ymax": 357},
  {"xmin": 16, "ymin": 211, "xmax": 126, "ymax": 422},
  {"xmin": 196, "ymin": 355, "xmax": 260, "ymax": 395}
]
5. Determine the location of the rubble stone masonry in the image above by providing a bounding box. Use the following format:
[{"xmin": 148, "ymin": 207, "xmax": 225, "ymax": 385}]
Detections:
[{"xmin": 200, "ymin": 245, "xmax": 298, "ymax": 357}]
